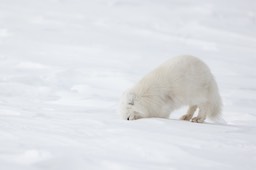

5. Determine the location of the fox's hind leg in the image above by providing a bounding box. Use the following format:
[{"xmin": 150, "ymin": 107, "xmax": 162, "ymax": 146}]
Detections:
[
  {"xmin": 191, "ymin": 104, "xmax": 207, "ymax": 123},
  {"xmin": 180, "ymin": 105, "xmax": 197, "ymax": 121}
]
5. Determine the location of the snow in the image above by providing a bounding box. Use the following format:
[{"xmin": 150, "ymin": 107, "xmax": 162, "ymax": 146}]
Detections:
[{"xmin": 0, "ymin": 0, "xmax": 256, "ymax": 169}]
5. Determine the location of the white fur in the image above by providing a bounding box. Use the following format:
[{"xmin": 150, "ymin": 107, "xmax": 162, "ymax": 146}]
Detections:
[{"xmin": 119, "ymin": 55, "xmax": 222, "ymax": 123}]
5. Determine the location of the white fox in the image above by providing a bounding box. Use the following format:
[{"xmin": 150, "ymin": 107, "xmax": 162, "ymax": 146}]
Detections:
[{"xmin": 120, "ymin": 55, "xmax": 222, "ymax": 123}]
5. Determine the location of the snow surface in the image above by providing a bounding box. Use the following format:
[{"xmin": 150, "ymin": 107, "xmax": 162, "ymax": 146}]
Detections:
[{"xmin": 0, "ymin": 0, "xmax": 256, "ymax": 169}]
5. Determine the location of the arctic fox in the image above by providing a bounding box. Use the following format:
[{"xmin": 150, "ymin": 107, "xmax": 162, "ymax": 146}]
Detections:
[{"xmin": 120, "ymin": 55, "xmax": 222, "ymax": 123}]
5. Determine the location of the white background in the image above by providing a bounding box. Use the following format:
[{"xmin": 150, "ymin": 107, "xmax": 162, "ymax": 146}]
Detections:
[{"xmin": 0, "ymin": 0, "xmax": 256, "ymax": 169}]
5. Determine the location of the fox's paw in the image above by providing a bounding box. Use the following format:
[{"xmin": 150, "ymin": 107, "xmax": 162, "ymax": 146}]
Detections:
[
  {"xmin": 180, "ymin": 114, "xmax": 193, "ymax": 121},
  {"xmin": 191, "ymin": 117, "xmax": 205, "ymax": 123}
]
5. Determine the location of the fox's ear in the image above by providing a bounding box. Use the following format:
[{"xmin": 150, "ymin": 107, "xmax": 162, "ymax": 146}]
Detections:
[{"xmin": 128, "ymin": 93, "xmax": 136, "ymax": 105}]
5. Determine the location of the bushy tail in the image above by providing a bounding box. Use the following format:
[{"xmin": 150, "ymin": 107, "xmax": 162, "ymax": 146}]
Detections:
[{"xmin": 208, "ymin": 79, "xmax": 223, "ymax": 122}]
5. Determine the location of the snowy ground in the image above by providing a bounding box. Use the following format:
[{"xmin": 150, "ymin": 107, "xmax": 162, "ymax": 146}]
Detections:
[{"xmin": 0, "ymin": 0, "xmax": 256, "ymax": 169}]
